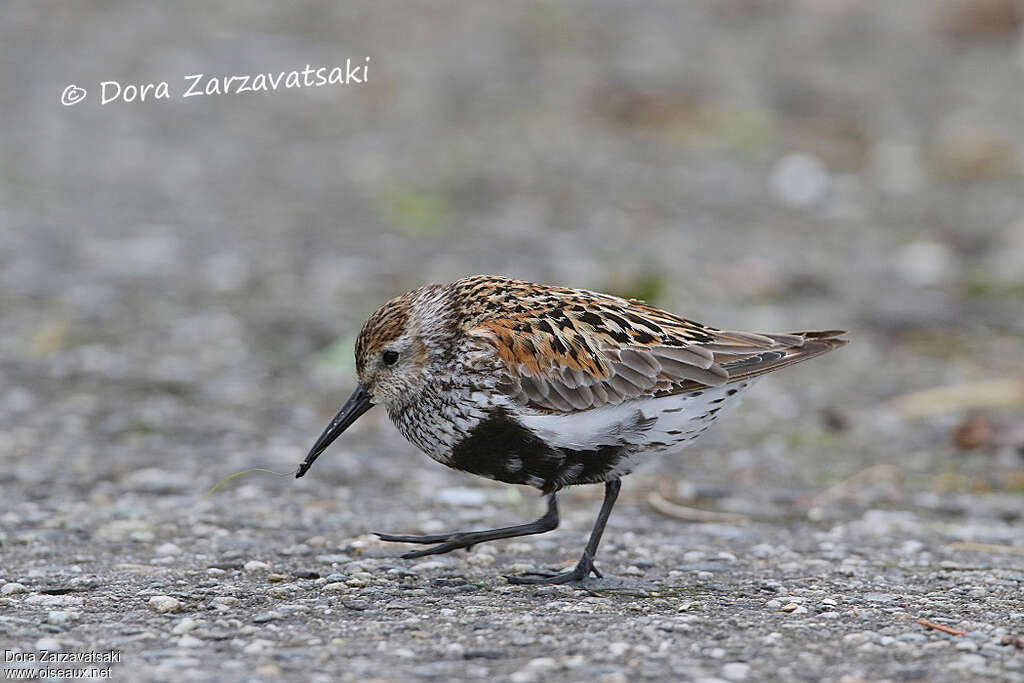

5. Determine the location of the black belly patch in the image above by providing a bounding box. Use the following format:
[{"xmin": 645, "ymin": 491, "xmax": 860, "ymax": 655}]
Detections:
[{"xmin": 450, "ymin": 408, "xmax": 628, "ymax": 493}]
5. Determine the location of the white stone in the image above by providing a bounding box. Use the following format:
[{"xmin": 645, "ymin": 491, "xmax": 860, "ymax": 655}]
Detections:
[
  {"xmin": 243, "ymin": 639, "xmax": 273, "ymax": 654},
  {"xmin": 900, "ymin": 540, "xmax": 924, "ymax": 554},
  {"xmin": 148, "ymin": 595, "xmax": 183, "ymax": 613},
  {"xmin": 244, "ymin": 560, "xmax": 271, "ymax": 573},
  {"xmin": 25, "ymin": 594, "xmax": 83, "ymax": 607},
  {"xmin": 1, "ymin": 582, "xmax": 28, "ymax": 595},
  {"xmin": 155, "ymin": 543, "xmax": 181, "ymax": 556},
  {"xmin": 771, "ymin": 153, "xmax": 830, "ymax": 207},
  {"xmin": 722, "ymin": 662, "xmax": 751, "ymax": 681},
  {"xmin": 35, "ymin": 637, "xmax": 61, "ymax": 652},
  {"xmin": 46, "ymin": 611, "xmax": 77, "ymax": 625},
  {"xmin": 172, "ymin": 617, "xmax": 198, "ymax": 634},
  {"xmin": 527, "ymin": 657, "xmax": 557, "ymax": 671}
]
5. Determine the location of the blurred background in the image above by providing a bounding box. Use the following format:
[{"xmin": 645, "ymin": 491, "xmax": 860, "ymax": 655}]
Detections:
[{"xmin": 3, "ymin": 0, "xmax": 1024, "ymax": 594}]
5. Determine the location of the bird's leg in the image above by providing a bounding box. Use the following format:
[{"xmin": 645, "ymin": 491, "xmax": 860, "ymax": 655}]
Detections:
[
  {"xmin": 376, "ymin": 493, "xmax": 559, "ymax": 559},
  {"xmin": 506, "ymin": 479, "xmax": 621, "ymax": 585}
]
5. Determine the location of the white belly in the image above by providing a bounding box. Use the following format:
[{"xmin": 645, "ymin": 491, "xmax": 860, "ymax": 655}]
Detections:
[{"xmin": 518, "ymin": 380, "xmax": 756, "ymax": 477}]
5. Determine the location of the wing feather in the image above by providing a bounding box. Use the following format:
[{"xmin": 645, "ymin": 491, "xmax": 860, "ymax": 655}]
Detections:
[
  {"xmin": 452, "ymin": 275, "xmax": 846, "ymax": 414},
  {"xmin": 651, "ymin": 345, "xmax": 716, "ymax": 368},
  {"xmin": 617, "ymin": 348, "xmax": 661, "ymax": 376}
]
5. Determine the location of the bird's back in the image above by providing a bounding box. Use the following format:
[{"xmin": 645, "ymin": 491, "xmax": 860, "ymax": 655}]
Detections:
[{"xmin": 448, "ymin": 275, "xmax": 845, "ymax": 408}]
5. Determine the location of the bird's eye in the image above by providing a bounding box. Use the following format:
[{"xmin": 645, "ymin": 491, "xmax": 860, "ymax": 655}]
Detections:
[{"xmin": 381, "ymin": 350, "xmax": 399, "ymax": 366}]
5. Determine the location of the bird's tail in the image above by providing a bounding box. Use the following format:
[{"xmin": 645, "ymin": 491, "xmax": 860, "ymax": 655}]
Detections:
[{"xmin": 714, "ymin": 329, "xmax": 848, "ymax": 383}]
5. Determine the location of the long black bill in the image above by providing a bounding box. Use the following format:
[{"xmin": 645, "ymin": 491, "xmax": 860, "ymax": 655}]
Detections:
[{"xmin": 296, "ymin": 383, "xmax": 373, "ymax": 478}]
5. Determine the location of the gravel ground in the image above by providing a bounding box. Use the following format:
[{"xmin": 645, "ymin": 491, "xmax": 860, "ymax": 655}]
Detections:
[{"xmin": 3, "ymin": 2, "xmax": 1024, "ymax": 681}]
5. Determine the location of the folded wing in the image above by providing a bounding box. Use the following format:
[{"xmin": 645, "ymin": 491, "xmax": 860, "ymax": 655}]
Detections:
[{"xmin": 465, "ymin": 287, "xmax": 846, "ymax": 414}]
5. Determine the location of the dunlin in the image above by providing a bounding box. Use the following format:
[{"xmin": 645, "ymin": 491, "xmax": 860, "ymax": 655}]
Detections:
[{"xmin": 297, "ymin": 275, "xmax": 847, "ymax": 584}]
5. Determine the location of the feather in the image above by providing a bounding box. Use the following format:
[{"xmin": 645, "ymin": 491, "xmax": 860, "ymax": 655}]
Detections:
[
  {"xmin": 448, "ymin": 275, "xmax": 847, "ymax": 414},
  {"xmin": 651, "ymin": 345, "xmax": 716, "ymax": 369},
  {"xmin": 617, "ymin": 348, "xmax": 662, "ymax": 376},
  {"xmin": 657, "ymin": 356, "xmax": 729, "ymax": 386}
]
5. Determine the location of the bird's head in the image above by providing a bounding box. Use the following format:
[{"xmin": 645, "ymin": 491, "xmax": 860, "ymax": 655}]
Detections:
[
  {"xmin": 295, "ymin": 285, "xmax": 451, "ymax": 478},
  {"xmin": 353, "ymin": 293, "xmax": 433, "ymax": 407}
]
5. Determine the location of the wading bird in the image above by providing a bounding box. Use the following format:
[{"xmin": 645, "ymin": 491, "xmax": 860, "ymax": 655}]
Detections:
[{"xmin": 296, "ymin": 275, "xmax": 847, "ymax": 584}]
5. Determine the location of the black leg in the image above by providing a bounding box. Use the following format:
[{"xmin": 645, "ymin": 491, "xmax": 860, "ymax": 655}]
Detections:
[
  {"xmin": 376, "ymin": 493, "xmax": 559, "ymax": 559},
  {"xmin": 507, "ymin": 479, "xmax": 621, "ymax": 585}
]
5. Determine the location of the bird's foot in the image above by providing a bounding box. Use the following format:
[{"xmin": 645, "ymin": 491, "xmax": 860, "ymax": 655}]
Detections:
[
  {"xmin": 505, "ymin": 558, "xmax": 602, "ymax": 585},
  {"xmin": 375, "ymin": 531, "xmax": 477, "ymax": 559}
]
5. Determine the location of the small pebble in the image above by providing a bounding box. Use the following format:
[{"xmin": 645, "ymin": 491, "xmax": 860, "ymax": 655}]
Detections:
[
  {"xmin": 243, "ymin": 639, "xmax": 273, "ymax": 654},
  {"xmin": 35, "ymin": 637, "xmax": 61, "ymax": 652},
  {"xmin": 722, "ymin": 662, "xmax": 751, "ymax": 681},
  {"xmin": 172, "ymin": 618, "xmax": 198, "ymax": 634},
  {"xmin": 178, "ymin": 635, "xmax": 203, "ymax": 648},
  {"xmin": 46, "ymin": 610, "xmax": 76, "ymax": 625},
  {"xmin": 527, "ymin": 657, "xmax": 557, "ymax": 671},
  {"xmin": 244, "ymin": 560, "xmax": 271, "ymax": 573},
  {"xmin": 148, "ymin": 595, "xmax": 183, "ymax": 613},
  {"xmin": 771, "ymin": 153, "xmax": 830, "ymax": 207},
  {"xmin": 1, "ymin": 582, "xmax": 28, "ymax": 595}
]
